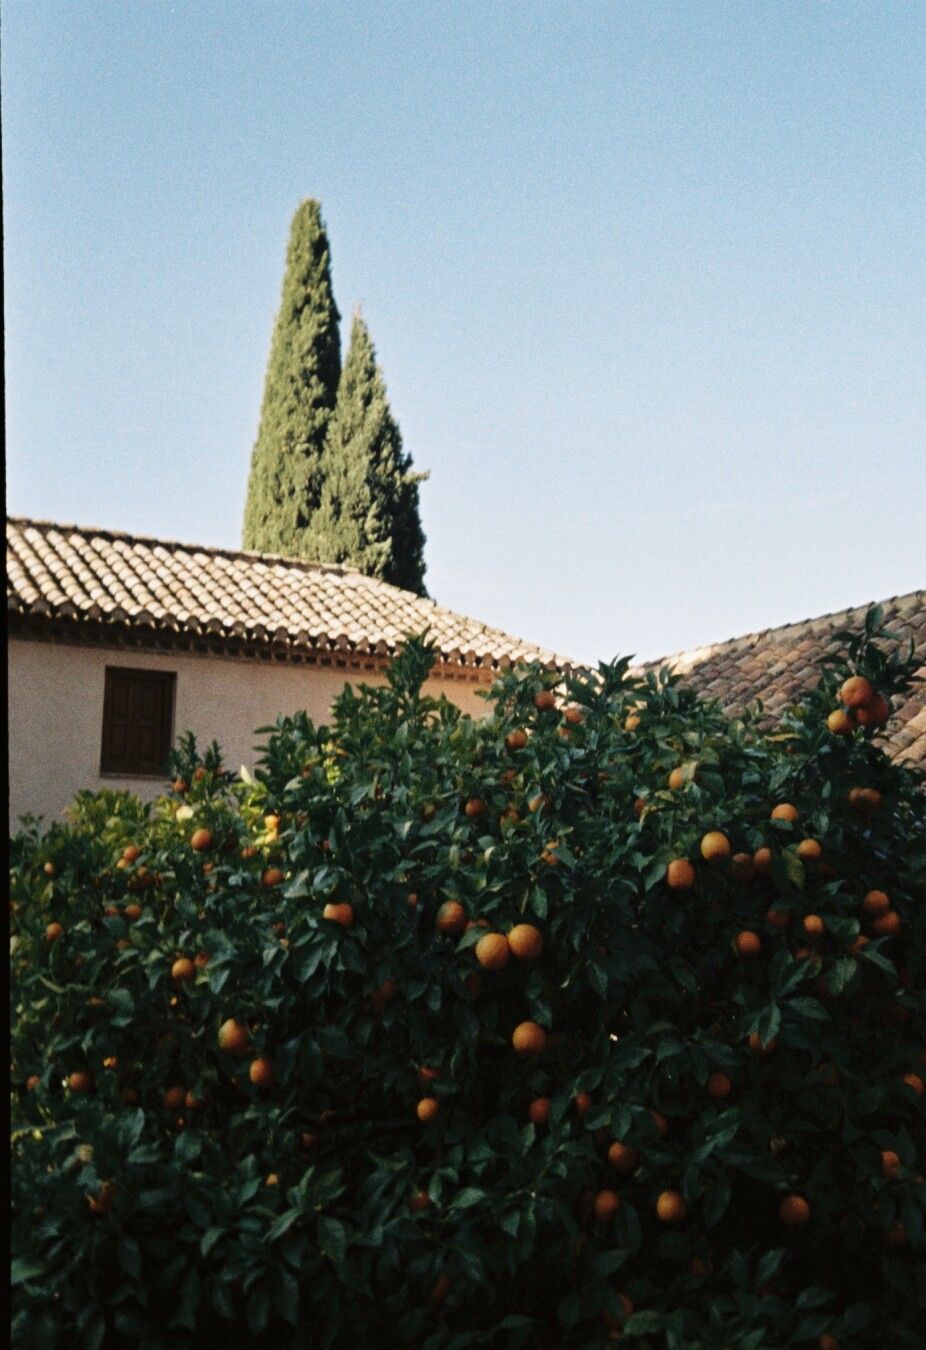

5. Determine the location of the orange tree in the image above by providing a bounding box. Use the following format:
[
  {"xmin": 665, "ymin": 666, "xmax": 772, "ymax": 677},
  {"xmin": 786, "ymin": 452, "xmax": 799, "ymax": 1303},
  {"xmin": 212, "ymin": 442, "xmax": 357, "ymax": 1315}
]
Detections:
[{"xmin": 10, "ymin": 610, "xmax": 926, "ymax": 1348}]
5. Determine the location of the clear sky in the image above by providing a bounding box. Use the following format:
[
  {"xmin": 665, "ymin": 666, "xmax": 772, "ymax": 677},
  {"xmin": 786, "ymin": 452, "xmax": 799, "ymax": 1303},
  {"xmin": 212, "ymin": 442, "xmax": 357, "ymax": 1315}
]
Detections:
[{"xmin": 3, "ymin": 1, "xmax": 924, "ymax": 664}]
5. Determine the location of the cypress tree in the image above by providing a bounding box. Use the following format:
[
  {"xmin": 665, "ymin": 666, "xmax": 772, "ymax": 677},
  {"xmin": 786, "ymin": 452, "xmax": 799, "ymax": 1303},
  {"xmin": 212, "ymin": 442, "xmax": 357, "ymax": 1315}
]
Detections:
[
  {"xmin": 242, "ymin": 200, "xmax": 341, "ymax": 556},
  {"xmin": 305, "ymin": 311, "xmax": 428, "ymax": 595}
]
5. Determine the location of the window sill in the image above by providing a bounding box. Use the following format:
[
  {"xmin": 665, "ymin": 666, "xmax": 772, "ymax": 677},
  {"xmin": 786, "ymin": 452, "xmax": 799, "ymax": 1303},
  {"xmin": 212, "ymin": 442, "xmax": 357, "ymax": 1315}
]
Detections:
[{"xmin": 99, "ymin": 771, "xmax": 170, "ymax": 781}]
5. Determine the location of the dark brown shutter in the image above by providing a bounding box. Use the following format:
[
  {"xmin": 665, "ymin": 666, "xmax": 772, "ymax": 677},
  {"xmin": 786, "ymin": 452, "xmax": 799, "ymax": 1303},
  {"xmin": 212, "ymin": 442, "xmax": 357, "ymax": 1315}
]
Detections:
[{"xmin": 100, "ymin": 668, "xmax": 175, "ymax": 775}]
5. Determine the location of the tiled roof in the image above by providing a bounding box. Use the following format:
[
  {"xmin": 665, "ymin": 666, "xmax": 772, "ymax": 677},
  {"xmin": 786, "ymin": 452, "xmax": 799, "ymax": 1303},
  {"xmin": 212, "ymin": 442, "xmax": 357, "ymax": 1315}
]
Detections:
[
  {"xmin": 6, "ymin": 518, "xmax": 572, "ymax": 674},
  {"xmin": 643, "ymin": 593, "xmax": 926, "ymax": 766}
]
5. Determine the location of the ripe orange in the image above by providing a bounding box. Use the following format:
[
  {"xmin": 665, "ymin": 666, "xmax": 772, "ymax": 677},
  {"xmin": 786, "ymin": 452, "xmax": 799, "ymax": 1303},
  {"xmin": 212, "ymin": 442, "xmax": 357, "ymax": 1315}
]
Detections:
[
  {"xmin": 45, "ymin": 922, "xmax": 64, "ymax": 942},
  {"xmin": 407, "ymin": 891, "xmax": 419, "ymax": 909},
  {"xmin": 25, "ymin": 1075, "xmax": 40, "ymax": 1091},
  {"xmin": 700, "ymin": 831, "xmax": 731, "ymax": 862},
  {"xmin": 656, "ymin": 1190, "xmax": 687, "ymax": 1222},
  {"xmin": 594, "ymin": 1189, "xmax": 621, "ymax": 1222},
  {"xmin": 753, "ymin": 846, "xmax": 773, "ymax": 873},
  {"xmin": 262, "ymin": 867, "xmax": 285, "ymax": 887},
  {"xmin": 707, "ymin": 1072, "xmax": 732, "ymax": 1099},
  {"xmin": 122, "ymin": 844, "xmax": 141, "ymax": 864},
  {"xmin": 840, "ymin": 675, "xmax": 874, "ymax": 708},
  {"xmin": 872, "ymin": 910, "xmax": 901, "ymax": 936},
  {"xmin": 666, "ymin": 859, "xmax": 696, "ymax": 890},
  {"xmin": 436, "ymin": 900, "xmax": 467, "ymax": 935},
  {"xmin": 464, "ymin": 798, "xmax": 486, "ymax": 818},
  {"xmin": 730, "ymin": 852, "xmax": 755, "ymax": 882},
  {"xmin": 766, "ymin": 908, "xmax": 792, "ymax": 929},
  {"xmin": 194, "ymin": 950, "xmax": 209, "ymax": 969},
  {"xmin": 855, "ymin": 693, "xmax": 890, "ymax": 727},
  {"xmin": 418, "ymin": 1064, "xmax": 440, "ymax": 1085},
  {"xmin": 882, "ymin": 1150, "xmax": 901, "ymax": 1179},
  {"xmin": 540, "ymin": 841, "xmax": 560, "ymax": 865},
  {"xmin": 322, "ymin": 902, "xmax": 354, "ymax": 928},
  {"xmin": 68, "ymin": 1071, "xmax": 92, "ymax": 1093},
  {"xmin": 528, "ymin": 1097, "xmax": 551, "ymax": 1126},
  {"xmin": 218, "ymin": 1018, "xmax": 250, "ymax": 1058},
  {"xmin": 123, "ymin": 903, "xmax": 143, "ymax": 921},
  {"xmin": 163, "ymin": 1085, "xmax": 185, "ymax": 1110},
  {"xmin": 901, "ymin": 1073, "xmax": 924, "ymax": 1097},
  {"xmin": 505, "ymin": 729, "xmax": 528, "ymax": 751},
  {"xmin": 416, "ymin": 1096, "xmax": 440, "ymax": 1123},
  {"xmin": 43, "ymin": 861, "xmax": 55, "ymax": 876},
  {"xmin": 508, "ymin": 923, "xmax": 543, "ymax": 961},
  {"xmin": 796, "ymin": 839, "xmax": 822, "ymax": 863},
  {"xmin": 624, "ymin": 713, "xmax": 641, "ymax": 732},
  {"xmin": 408, "ymin": 1190, "xmax": 431, "ymax": 1213},
  {"xmin": 475, "ymin": 932, "xmax": 510, "ymax": 971},
  {"xmin": 607, "ymin": 1141, "xmax": 639, "ymax": 1173},
  {"xmin": 264, "ymin": 813, "xmax": 281, "ymax": 832},
  {"xmin": 862, "ymin": 889, "xmax": 890, "ymax": 915},
  {"xmin": 563, "ymin": 704, "xmax": 584, "ymax": 725},
  {"xmin": 249, "ymin": 1057, "xmax": 275, "ymax": 1088},
  {"xmin": 171, "ymin": 957, "xmax": 195, "ymax": 984},
  {"xmin": 190, "ymin": 828, "xmax": 212, "ymax": 852},
  {"xmin": 574, "ymin": 1091, "xmax": 592, "ymax": 1120},
  {"xmin": 534, "ymin": 690, "xmax": 557, "ymax": 712},
  {"xmin": 512, "ymin": 1021, "xmax": 547, "ymax": 1056},
  {"xmin": 735, "ymin": 931, "xmax": 761, "ymax": 957},
  {"xmin": 826, "ymin": 709, "xmax": 856, "ymax": 735},
  {"xmin": 86, "ymin": 1180, "xmax": 115, "ymax": 1215},
  {"xmin": 633, "ymin": 796, "xmax": 647, "ymax": 818},
  {"xmin": 667, "ymin": 767, "xmax": 686, "ymax": 790},
  {"xmin": 803, "ymin": 915, "xmax": 826, "ymax": 938},
  {"xmin": 748, "ymin": 1033, "xmax": 777, "ymax": 1055},
  {"xmin": 848, "ymin": 787, "xmax": 882, "ymax": 816},
  {"xmin": 528, "ymin": 793, "xmax": 550, "ymax": 815},
  {"xmin": 779, "ymin": 1194, "xmax": 810, "ymax": 1225},
  {"xmin": 771, "ymin": 803, "xmax": 799, "ymax": 823}
]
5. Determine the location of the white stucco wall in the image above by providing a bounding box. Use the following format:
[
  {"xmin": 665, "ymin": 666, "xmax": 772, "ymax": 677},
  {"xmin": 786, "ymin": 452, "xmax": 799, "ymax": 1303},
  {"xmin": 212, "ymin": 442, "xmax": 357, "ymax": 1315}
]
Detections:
[{"xmin": 8, "ymin": 638, "xmax": 492, "ymax": 831}]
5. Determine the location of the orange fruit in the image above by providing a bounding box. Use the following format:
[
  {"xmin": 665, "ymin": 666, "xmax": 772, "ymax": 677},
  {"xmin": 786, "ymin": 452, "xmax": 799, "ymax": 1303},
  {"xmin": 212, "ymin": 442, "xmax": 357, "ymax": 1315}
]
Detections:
[
  {"xmin": 633, "ymin": 796, "xmax": 647, "ymax": 818},
  {"xmin": 650, "ymin": 1109, "xmax": 669, "ymax": 1138},
  {"xmin": 862, "ymin": 889, "xmax": 890, "ymax": 915},
  {"xmin": 818, "ymin": 1336, "xmax": 840, "ymax": 1350},
  {"xmin": 416, "ymin": 1096, "xmax": 440, "ymax": 1122},
  {"xmin": 45, "ymin": 922, "xmax": 64, "ymax": 942},
  {"xmin": 86, "ymin": 1180, "xmax": 115, "ymax": 1215},
  {"xmin": 25, "ymin": 1075, "xmax": 40, "ymax": 1091},
  {"xmin": 218, "ymin": 1018, "xmax": 250, "ymax": 1058},
  {"xmin": 667, "ymin": 767, "xmax": 686, "ymax": 790},
  {"xmin": 766, "ymin": 908, "xmax": 792, "ymax": 929},
  {"xmin": 840, "ymin": 675, "xmax": 874, "ymax": 708},
  {"xmin": 848, "ymin": 787, "xmax": 882, "ymax": 816},
  {"xmin": 666, "ymin": 859, "xmax": 696, "ymax": 890},
  {"xmin": 464, "ymin": 798, "xmax": 486, "ymax": 818},
  {"xmin": 475, "ymin": 932, "xmax": 510, "ymax": 971},
  {"xmin": 656, "ymin": 1190, "xmax": 687, "ymax": 1222},
  {"xmin": 563, "ymin": 704, "xmax": 584, "ymax": 725},
  {"xmin": 882, "ymin": 1150, "xmax": 901, "ymax": 1179},
  {"xmin": 748, "ymin": 1033, "xmax": 777, "ymax": 1055},
  {"xmin": 594, "ymin": 1189, "xmax": 621, "ymax": 1222},
  {"xmin": 262, "ymin": 867, "xmax": 285, "ymax": 887},
  {"xmin": 779, "ymin": 1194, "xmax": 810, "ymax": 1225},
  {"xmin": 122, "ymin": 844, "xmax": 141, "ymax": 864},
  {"xmin": 408, "ymin": 1190, "xmax": 431, "ymax": 1213},
  {"xmin": 322, "ymin": 902, "xmax": 354, "ymax": 928},
  {"xmin": 735, "ymin": 931, "xmax": 761, "ymax": 957},
  {"xmin": 185, "ymin": 1089, "xmax": 207, "ymax": 1110},
  {"xmin": 418, "ymin": 1064, "xmax": 440, "ymax": 1085},
  {"xmin": 574, "ymin": 1091, "xmax": 592, "ymax": 1120},
  {"xmin": 505, "ymin": 729, "xmax": 528, "ymax": 751},
  {"xmin": 194, "ymin": 951, "xmax": 209, "ymax": 969},
  {"xmin": 753, "ymin": 846, "xmax": 773, "ymax": 873},
  {"xmin": 171, "ymin": 957, "xmax": 195, "ymax": 984},
  {"xmin": 123, "ymin": 903, "xmax": 143, "ymax": 921},
  {"xmin": 872, "ymin": 910, "xmax": 901, "ymax": 936},
  {"xmin": 803, "ymin": 915, "xmax": 825, "ymax": 938},
  {"xmin": 624, "ymin": 713, "xmax": 641, "ymax": 732},
  {"xmin": 707, "ymin": 1072, "xmax": 732, "ymax": 1099},
  {"xmin": 607, "ymin": 1141, "xmax": 639, "ymax": 1173},
  {"xmin": 163, "ymin": 1085, "xmax": 185, "ymax": 1110},
  {"xmin": 771, "ymin": 803, "xmax": 799, "ymax": 823},
  {"xmin": 849, "ymin": 935, "xmax": 869, "ymax": 954},
  {"xmin": 528, "ymin": 1097, "xmax": 551, "ymax": 1126},
  {"xmin": 436, "ymin": 900, "xmax": 467, "ymax": 935},
  {"xmin": 826, "ymin": 709, "xmax": 856, "ymax": 735},
  {"xmin": 796, "ymin": 839, "xmax": 822, "ymax": 863},
  {"xmin": 855, "ymin": 693, "xmax": 890, "ymax": 727},
  {"xmin": 508, "ymin": 923, "xmax": 543, "ymax": 961},
  {"xmin": 901, "ymin": 1072, "xmax": 924, "ymax": 1097},
  {"xmin": 528, "ymin": 793, "xmax": 551, "ymax": 815},
  {"xmin": 264, "ymin": 814, "xmax": 281, "ymax": 831},
  {"xmin": 249, "ymin": 1057, "xmax": 275, "ymax": 1088},
  {"xmin": 730, "ymin": 852, "xmax": 755, "ymax": 882},
  {"xmin": 700, "ymin": 831, "xmax": 731, "ymax": 862},
  {"xmin": 68, "ymin": 1071, "xmax": 92, "ymax": 1093},
  {"xmin": 190, "ymin": 828, "xmax": 212, "ymax": 852},
  {"xmin": 534, "ymin": 690, "xmax": 556, "ymax": 712},
  {"xmin": 512, "ymin": 1021, "xmax": 547, "ymax": 1056}
]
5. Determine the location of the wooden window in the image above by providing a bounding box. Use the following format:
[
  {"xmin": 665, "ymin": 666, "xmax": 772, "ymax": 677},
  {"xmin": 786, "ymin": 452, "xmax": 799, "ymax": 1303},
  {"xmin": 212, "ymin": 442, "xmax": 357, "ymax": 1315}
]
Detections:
[{"xmin": 100, "ymin": 667, "xmax": 175, "ymax": 776}]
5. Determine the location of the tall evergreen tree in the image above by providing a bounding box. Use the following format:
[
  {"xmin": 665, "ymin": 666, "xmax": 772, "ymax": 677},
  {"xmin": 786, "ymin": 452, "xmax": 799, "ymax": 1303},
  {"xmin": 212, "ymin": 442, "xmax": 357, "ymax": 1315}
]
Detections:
[
  {"xmin": 304, "ymin": 311, "xmax": 428, "ymax": 595},
  {"xmin": 242, "ymin": 200, "xmax": 341, "ymax": 555}
]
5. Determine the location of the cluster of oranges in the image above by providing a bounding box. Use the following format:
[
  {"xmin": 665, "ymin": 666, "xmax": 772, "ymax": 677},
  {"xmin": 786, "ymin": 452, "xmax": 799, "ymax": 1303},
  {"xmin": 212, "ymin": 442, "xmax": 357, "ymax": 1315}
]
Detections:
[{"xmin": 826, "ymin": 674, "xmax": 891, "ymax": 736}]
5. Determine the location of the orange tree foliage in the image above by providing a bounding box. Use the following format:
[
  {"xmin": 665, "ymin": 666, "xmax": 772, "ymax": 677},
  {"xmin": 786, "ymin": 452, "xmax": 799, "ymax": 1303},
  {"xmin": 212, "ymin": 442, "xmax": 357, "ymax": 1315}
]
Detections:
[{"xmin": 10, "ymin": 610, "xmax": 926, "ymax": 1348}]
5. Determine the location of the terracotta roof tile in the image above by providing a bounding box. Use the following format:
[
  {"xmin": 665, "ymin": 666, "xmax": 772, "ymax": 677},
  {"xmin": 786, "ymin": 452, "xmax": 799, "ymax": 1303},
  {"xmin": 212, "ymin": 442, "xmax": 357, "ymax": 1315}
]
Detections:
[
  {"xmin": 642, "ymin": 593, "xmax": 926, "ymax": 766},
  {"xmin": 7, "ymin": 517, "xmax": 572, "ymax": 675}
]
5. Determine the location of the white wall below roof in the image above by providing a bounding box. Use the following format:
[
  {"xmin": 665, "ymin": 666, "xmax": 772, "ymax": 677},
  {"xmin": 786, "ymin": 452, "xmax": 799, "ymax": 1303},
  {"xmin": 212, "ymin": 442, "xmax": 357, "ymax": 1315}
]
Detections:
[{"xmin": 7, "ymin": 638, "xmax": 493, "ymax": 831}]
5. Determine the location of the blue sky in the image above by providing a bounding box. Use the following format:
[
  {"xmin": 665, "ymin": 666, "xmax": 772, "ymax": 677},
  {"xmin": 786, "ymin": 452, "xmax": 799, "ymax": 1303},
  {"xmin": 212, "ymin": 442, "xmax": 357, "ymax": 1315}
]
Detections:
[{"xmin": 3, "ymin": 1, "xmax": 924, "ymax": 663}]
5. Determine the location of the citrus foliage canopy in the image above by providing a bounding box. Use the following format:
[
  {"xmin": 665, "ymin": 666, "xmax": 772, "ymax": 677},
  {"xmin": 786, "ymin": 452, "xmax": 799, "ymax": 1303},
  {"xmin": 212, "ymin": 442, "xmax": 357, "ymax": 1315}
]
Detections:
[{"xmin": 10, "ymin": 609, "xmax": 926, "ymax": 1348}]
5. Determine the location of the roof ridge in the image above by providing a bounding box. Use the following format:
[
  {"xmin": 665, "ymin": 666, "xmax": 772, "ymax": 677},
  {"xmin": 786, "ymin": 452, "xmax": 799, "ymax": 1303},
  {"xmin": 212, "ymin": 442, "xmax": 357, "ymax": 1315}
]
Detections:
[
  {"xmin": 647, "ymin": 590, "xmax": 925, "ymax": 669},
  {"xmin": 6, "ymin": 515, "xmax": 363, "ymax": 582}
]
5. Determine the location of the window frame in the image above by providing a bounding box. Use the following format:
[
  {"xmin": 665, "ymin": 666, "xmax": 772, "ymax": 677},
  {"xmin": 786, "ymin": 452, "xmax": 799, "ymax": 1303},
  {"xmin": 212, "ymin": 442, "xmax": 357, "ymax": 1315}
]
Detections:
[{"xmin": 99, "ymin": 665, "xmax": 176, "ymax": 779}]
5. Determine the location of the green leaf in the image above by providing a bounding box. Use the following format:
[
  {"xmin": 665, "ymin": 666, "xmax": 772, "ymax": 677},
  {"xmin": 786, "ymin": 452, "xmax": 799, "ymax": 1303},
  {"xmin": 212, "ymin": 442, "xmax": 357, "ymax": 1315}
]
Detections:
[
  {"xmin": 318, "ymin": 1216, "xmax": 348, "ymax": 1264},
  {"xmin": 200, "ymin": 1226, "xmax": 225, "ymax": 1257},
  {"xmin": 11, "ymin": 1257, "xmax": 45, "ymax": 1286},
  {"xmin": 453, "ymin": 1188, "xmax": 487, "ymax": 1209}
]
